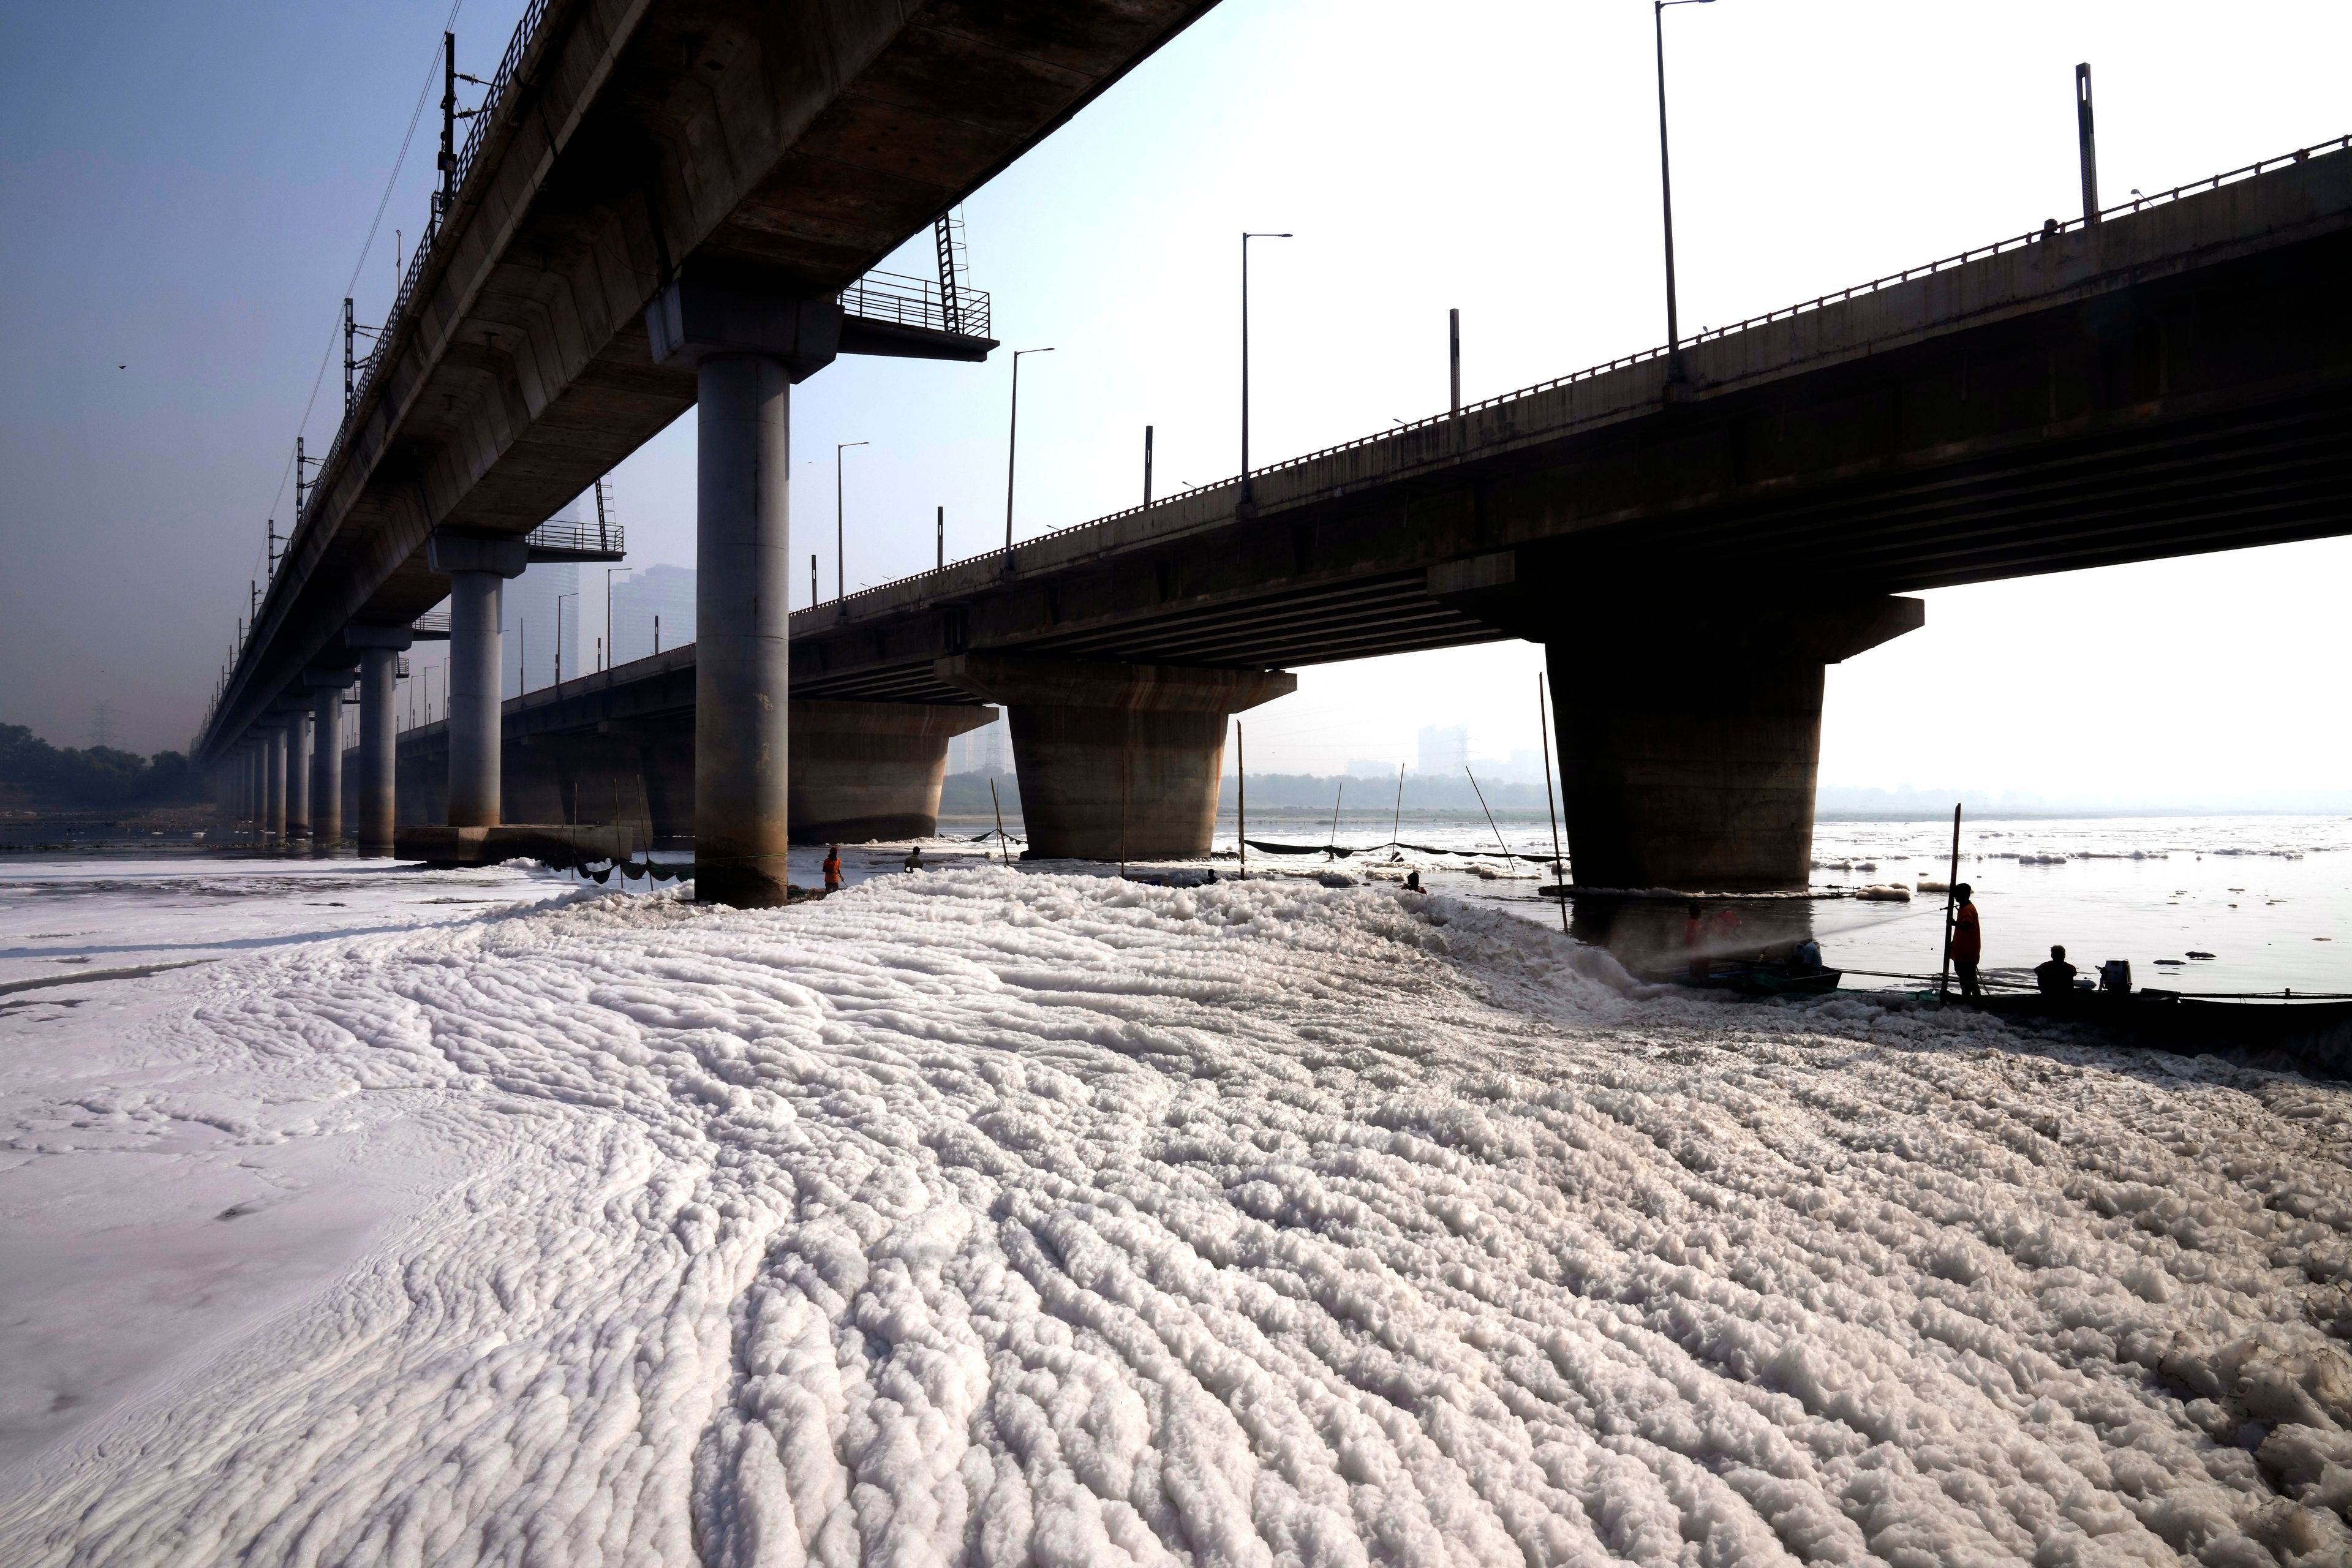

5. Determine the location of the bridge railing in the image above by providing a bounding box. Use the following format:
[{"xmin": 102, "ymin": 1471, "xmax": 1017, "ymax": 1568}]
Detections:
[
  {"xmin": 840, "ymin": 269, "xmax": 992, "ymax": 339},
  {"xmin": 813, "ymin": 132, "xmax": 2350, "ymax": 624}
]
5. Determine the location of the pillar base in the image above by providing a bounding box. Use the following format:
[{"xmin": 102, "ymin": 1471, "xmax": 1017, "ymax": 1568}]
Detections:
[
  {"xmin": 935, "ymin": 654, "xmax": 1293, "ymax": 861},
  {"xmin": 788, "ymin": 700, "xmax": 996, "ymax": 843},
  {"xmin": 394, "ymin": 823, "xmax": 638, "ymax": 869}
]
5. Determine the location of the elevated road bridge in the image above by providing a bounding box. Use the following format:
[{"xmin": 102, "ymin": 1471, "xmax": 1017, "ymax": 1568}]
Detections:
[
  {"xmin": 374, "ymin": 135, "xmax": 2350, "ymax": 889},
  {"xmin": 205, "ymin": 0, "xmax": 2350, "ymax": 896}
]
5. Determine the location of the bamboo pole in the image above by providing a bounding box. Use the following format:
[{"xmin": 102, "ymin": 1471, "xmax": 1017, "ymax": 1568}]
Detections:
[
  {"xmin": 1937, "ymin": 802, "xmax": 1962, "ymax": 1001},
  {"xmin": 1236, "ymin": 723, "xmax": 1246, "ymax": 876}
]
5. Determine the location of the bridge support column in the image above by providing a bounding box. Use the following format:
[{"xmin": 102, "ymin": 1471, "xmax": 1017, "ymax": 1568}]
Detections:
[
  {"xmin": 307, "ymin": 670, "xmax": 355, "ymax": 851},
  {"xmin": 282, "ymin": 707, "xmax": 311, "ymax": 840},
  {"xmin": 349, "ymin": 627, "xmax": 411, "ymax": 858},
  {"xmin": 647, "ymin": 277, "xmax": 846, "ymax": 907},
  {"xmin": 788, "ymin": 700, "xmax": 998, "ymax": 844},
  {"xmin": 935, "ymin": 654, "xmax": 1294, "ymax": 861},
  {"xmin": 1433, "ymin": 552, "xmax": 1923, "ymax": 891},
  {"xmin": 264, "ymin": 722, "xmax": 288, "ymax": 846},
  {"xmin": 428, "ymin": 534, "xmax": 529, "ymax": 829}
]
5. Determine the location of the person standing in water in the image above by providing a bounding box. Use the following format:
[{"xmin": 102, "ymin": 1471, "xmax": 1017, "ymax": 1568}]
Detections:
[
  {"xmin": 1947, "ymin": 883, "xmax": 1983, "ymax": 997},
  {"xmin": 822, "ymin": 845, "xmax": 843, "ymax": 894}
]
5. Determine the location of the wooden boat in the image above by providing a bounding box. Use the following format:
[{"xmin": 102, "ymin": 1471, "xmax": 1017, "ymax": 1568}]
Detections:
[{"xmin": 1958, "ymin": 989, "xmax": 2352, "ymax": 1072}]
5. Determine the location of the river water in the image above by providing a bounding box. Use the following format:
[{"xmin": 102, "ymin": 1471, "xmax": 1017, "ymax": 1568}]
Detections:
[{"xmin": 1131, "ymin": 810, "xmax": 2351, "ymax": 996}]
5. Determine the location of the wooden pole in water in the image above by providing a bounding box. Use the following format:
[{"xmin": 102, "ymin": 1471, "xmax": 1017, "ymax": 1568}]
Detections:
[
  {"xmin": 989, "ymin": 776, "xmax": 1009, "ymax": 865},
  {"xmin": 1538, "ymin": 673, "xmax": 1569, "ymax": 934},
  {"xmin": 1391, "ymin": 763, "xmax": 1404, "ymax": 854},
  {"xmin": 1937, "ymin": 802, "xmax": 1962, "ymax": 1001},
  {"xmin": 1236, "ymin": 723, "xmax": 1246, "ymax": 876},
  {"xmin": 1327, "ymin": 778, "xmax": 1344, "ymax": 859}
]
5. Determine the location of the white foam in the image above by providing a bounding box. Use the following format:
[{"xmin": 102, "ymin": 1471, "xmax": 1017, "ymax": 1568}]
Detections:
[{"xmin": 3, "ymin": 866, "xmax": 2348, "ymax": 1564}]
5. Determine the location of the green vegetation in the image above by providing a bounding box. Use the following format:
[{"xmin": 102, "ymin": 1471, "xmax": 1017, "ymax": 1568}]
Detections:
[{"xmin": 0, "ymin": 724, "xmax": 205, "ymax": 812}]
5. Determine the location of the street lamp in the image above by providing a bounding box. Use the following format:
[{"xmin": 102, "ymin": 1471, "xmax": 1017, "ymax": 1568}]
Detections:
[
  {"xmin": 835, "ymin": 440, "xmax": 868, "ymax": 604},
  {"xmin": 1003, "ymin": 347, "xmax": 1054, "ymax": 553},
  {"xmin": 604, "ymin": 567, "xmax": 623, "ymax": 668},
  {"xmin": 1240, "ymin": 231, "xmax": 1292, "ymax": 505},
  {"xmin": 1654, "ymin": 0, "xmax": 1715, "ymax": 391},
  {"xmin": 556, "ymin": 591, "xmax": 577, "ymax": 684}
]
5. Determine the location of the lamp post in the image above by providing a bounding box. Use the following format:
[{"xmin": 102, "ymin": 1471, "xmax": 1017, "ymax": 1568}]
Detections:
[
  {"xmin": 835, "ymin": 440, "xmax": 868, "ymax": 604},
  {"xmin": 556, "ymin": 591, "xmax": 577, "ymax": 684},
  {"xmin": 1003, "ymin": 347, "xmax": 1054, "ymax": 553},
  {"xmin": 1240, "ymin": 231, "xmax": 1292, "ymax": 505},
  {"xmin": 604, "ymin": 567, "xmax": 622, "ymax": 668},
  {"xmin": 1654, "ymin": 0, "xmax": 1714, "ymax": 391}
]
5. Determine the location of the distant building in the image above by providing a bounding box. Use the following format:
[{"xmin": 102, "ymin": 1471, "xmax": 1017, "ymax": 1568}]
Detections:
[
  {"xmin": 611, "ymin": 566, "xmax": 696, "ymax": 666},
  {"xmin": 502, "ymin": 562, "xmax": 578, "ymax": 698},
  {"xmin": 948, "ymin": 714, "xmax": 1011, "ymax": 776},
  {"xmin": 1416, "ymin": 724, "xmax": 1468, "ymax": 777}
]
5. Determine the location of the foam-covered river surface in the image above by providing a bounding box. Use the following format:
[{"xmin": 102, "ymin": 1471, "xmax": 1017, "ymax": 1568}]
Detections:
[{"xmin": 3, "ymin": 853, "xmax": 2350, "ymax": 1565}]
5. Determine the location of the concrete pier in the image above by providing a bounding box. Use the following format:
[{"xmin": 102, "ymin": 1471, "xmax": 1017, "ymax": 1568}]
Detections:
[
  {"xmin": 428, "ymin": 534, "xmax": 529, "ymax": 829},
  {"xmin": 789, "ymin": 700, "xmax": 997, "ymax": 844},
  {"xmin": 692, "ymin": 353, "xmax": 794, "ymax": 903},
  {"xmin": 264, "ymin": 723, "xmax": 288, "ymax": 845},
  {"xmin": 309, "ymin": 671, "xmax": 353, "ymax": 850},
  {"xmin": 1433, "ymin": 552, "xmax": 1921, "ymax": 891},
  {"xmin": 936, "ymin": 654, "xmax": 1294, "ymax": 861},
  {"xmin": 1543, "ymin": 601, "xmax": 1922, "ymax": 891},
  {"xmin": 283, "ymin": 708, "xmax": 311, "ymax": 841},
  {"xmin": 349, "ymin": 628, "xmax": 409, "ymax": 857}
]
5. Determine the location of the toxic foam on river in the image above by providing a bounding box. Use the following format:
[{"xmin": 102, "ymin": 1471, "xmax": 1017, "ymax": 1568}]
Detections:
[{"xmin": 3, "ymin": 867, "xmax": 2350, "ymax": 1566}]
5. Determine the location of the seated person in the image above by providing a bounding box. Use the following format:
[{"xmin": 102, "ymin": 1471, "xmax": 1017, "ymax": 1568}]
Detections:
[{"xmin": 2034, "ymin": 944, "xmax": 2079, "ymax": 996}]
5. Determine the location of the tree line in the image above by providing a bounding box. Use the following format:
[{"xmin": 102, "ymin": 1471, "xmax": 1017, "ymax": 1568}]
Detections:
[{"xmin": 0, "ymin": 724, "xmax": 207, "ymax": 812}]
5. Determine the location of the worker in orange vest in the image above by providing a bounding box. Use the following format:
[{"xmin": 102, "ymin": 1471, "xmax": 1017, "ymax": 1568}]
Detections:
[
  {"xmin": 1947, "ymin": 883, "xmax": 1982, "ymax": 997},
  {"xmin": 822, "ymin": 845, "xmax": 843, "ymax": 894}
]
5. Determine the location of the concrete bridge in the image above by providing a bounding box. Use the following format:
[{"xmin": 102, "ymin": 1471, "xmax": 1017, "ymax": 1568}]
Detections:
[
  {"xmin": 331, "ymin": 134, "xmax": 2351, "ymax": 892},
  {"xmin": 203, "ymin": 0, "xmax": 2352, "ymax": 899}
]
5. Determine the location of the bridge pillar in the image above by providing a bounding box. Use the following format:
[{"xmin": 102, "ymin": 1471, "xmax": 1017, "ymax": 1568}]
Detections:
[
  {"xmin": 263, "ymin": 722, "xmax": 288, "ymax": 846},
  {"xmin": 282, "ymin": 707, "xmax": 312, "ymax": 841},
  {"xmin": 935, "ymin": 654, "xmax": 1295, "ymax": 861},
  {"xmin": 347, "ymin": 627, "xmax": 410, "ymax": 857},
  {"xmin": 1433, "ymin": 552, "xmax": 1923, "ymax": 891},
  {"xmin": 648, "ymin": 274, "xmax": 845, "ymax": 906},
  {"xmin": 307, "ymin": 669, "xmax": 356, "ymax": 851},
  {"xmin": 427, "ymin": 534, "xmax": 529, "ymax": 829},
  {"xmin": 788, "ymin": 700, "xmax": 998, "ymax": 844}
]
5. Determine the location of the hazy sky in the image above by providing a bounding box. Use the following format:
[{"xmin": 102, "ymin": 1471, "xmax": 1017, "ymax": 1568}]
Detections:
[{"xmin": 4, "ymin": 0, "xmax": 2346, "ymax": 804}]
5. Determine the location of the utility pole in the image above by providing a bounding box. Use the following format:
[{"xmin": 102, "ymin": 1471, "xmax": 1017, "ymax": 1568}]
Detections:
[
  {"xmin": 936, "ymin": 505, "xmax": 944, "ymax": 570},
  {"xmin": 1654, "ymin": 0, "xmax": 1716, "ymax": 393},
  {"xmin": 293, "ymin": 436, "xmax": 309, "ymax": 517},
  {"xmin": 344, "ymin": 300, "xmax": 357, "ymax": 413},
  {"xmin": 1144, "ymin": 425, "xmax": 1153, "ymax": 505},
  {"xmin": 810, "ymin": 554, "xmax": 818, "ymax": 608},
  {"xmin": 1449, "ymin": 309, "xmax": 1462, "ymax": 415},
  {"xmin": 1240, "ymin": 232, "xmax": 1292, "ymax": 505},
  {"xmin": 267, "ymin": 518, "xmax": 282, "ymax": 578},
  {"xmin": 2076, "ymin": 63, "xmax": 2100, "ymax": 224},
  {"xmin": 435, "ymin": 32, "xmax": 457, "ymax": 232},
  {"xmin": 835, "ymin": 441, "xmax": 868, "ymax": 604},
  {"xmin": 594, "ymin": 477, "xmax": 609, "ymax": 552},
  {"xmin": 1005, "ymin": 348, "xmax": 1053, "ymax": 553}
]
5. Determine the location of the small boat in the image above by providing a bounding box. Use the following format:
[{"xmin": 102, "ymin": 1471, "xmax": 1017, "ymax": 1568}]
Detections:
[
  {"xmin": 1958, "ymin": 990, "xmax": 2352, "ymax": 1072},
  {"xmin": 1692, "ymin": 959, "xmax": 1844, "ymax": 997}
]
